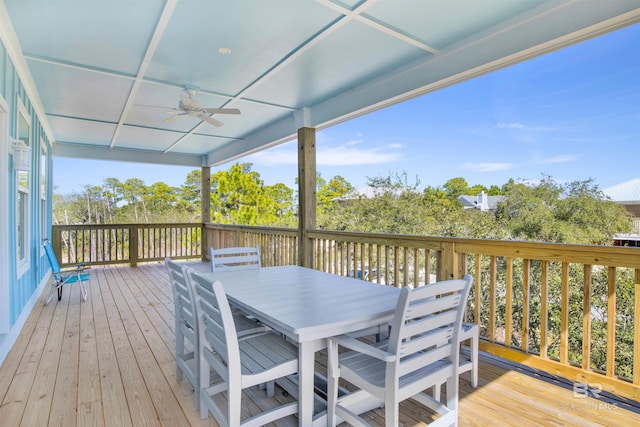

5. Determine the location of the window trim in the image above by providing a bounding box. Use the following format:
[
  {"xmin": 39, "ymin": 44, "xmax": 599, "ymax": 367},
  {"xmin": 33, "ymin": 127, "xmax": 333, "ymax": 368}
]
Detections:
[{"xmin": 15, "ymin": 99, "xmax": 31, "ymax": 279}]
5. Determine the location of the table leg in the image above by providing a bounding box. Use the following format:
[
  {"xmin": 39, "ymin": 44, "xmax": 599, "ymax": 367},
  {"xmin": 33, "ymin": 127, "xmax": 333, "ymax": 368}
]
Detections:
[{"xmin": 298, "ymin": 341, "xmax": 316, "ymax": 426}]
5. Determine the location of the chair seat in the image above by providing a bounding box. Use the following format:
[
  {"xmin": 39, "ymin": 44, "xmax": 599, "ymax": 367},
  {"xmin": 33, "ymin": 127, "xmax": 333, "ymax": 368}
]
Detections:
[
  {"xmin": 237, "ymin": 332, "xmax": 298, "ymax": 378},
  {"xmin": 234, "ymin": 313, "xmax": 270, "ymax": 338},
  {"xmin": 339, "ymin": 342, "xmax": 455, "ymax": 394},
  {"xmin": 58, "ymin": 272, "xmax": 91, "ymax": 284}
]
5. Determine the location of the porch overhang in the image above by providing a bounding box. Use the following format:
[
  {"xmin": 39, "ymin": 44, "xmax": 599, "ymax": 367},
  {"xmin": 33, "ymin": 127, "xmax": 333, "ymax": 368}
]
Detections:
[{"xmin": 2, "ymin": 0, "xmax": 638, "ymax": 167}]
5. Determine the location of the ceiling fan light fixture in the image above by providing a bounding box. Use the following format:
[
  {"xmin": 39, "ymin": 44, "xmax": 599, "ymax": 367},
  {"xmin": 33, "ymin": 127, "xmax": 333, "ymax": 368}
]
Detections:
[{"xmin": 218, "ymin": 47, "xmax": 232, "ymax": 55}]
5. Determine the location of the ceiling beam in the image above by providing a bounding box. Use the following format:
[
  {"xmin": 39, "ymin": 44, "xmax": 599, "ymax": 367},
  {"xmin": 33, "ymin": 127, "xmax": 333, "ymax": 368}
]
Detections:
[
  {"xmin": 110, "ymin": 0, "xmax": 178, "ymax": 149},
  {"xmin": 54, "ymin": 141, "xmax": 203, "ymax": 167},
  {"xmin": 315, "ymin": 0, "xmax": 440, "ymax": 54}
]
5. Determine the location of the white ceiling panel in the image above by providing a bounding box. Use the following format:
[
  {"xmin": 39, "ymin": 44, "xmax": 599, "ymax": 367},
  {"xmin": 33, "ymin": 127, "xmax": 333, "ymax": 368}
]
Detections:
[
  {"xmin": 116, "ymin": 125, "xmax": 183, "ymax": 152},
  {"xmin": 48, "ymin": 116, "xmax": 116, "ymax": 147},
  {"xmin": 248, "ymin": 18, "xmax": 428, "ymax": 108},
  {"xmin": 173, "ymin": 133, "xmax": 238, "ymax": 156},
  {"xmin": 146, "ymin": 0, "xmax": 340, "ymax": 97},
  {"xmin": 26, "ymin": 59, "xmax": 133, "ymax": 122},
  {"xmin": 6, "ymin": 0, "xmax": 165, "ymax": 74}
]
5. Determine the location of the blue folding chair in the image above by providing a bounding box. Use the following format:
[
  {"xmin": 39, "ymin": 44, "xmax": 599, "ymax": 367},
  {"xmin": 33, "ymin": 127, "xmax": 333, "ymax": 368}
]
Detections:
[{"xmin": 43, "ymin": 239, "xmax": 90, "ymax": 304}]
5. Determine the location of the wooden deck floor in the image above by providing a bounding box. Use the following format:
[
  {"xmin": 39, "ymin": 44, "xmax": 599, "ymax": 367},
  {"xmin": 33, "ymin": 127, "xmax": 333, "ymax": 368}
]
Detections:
[{"xmin": 1, "ymin": 262, "xmax": 639, "ymax": 426}]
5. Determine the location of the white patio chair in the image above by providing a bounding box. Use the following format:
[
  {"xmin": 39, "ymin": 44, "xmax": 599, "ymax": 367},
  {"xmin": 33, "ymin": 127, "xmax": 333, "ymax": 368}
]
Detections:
[
  {"xmin": 209, "ymin": 245, "xmax": 271, "ymax": 327},
  {"xmin": 43, "ymin": 238, "xmax": 90, "ymax": 304},
  {"xmin": 326, "ymin": 275, "xmax": 473, "ymax": 427},
  {"xmin": 164, "ymin": 259, "xmax": 268, "ymax": 410},
  {"xmin": 188, "ymin": 270, "xmax": 299, "ymax": 426},
  {"xmin": 210, "ymin": 246, "xmax": 261, "ymax": 272}
]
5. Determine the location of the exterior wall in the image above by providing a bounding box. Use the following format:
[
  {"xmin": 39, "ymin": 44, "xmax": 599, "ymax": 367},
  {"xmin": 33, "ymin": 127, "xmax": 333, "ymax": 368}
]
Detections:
[{"xmin": 0, "ymin": 20, "xmax": 53, "ymax": 364}]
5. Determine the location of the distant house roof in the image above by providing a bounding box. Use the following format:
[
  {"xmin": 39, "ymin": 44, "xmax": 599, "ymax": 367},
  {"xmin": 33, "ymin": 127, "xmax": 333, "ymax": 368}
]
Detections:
[
  {"xmin": 603, "ymin": 178, "xmax": 640, "ymax": 203},
  {"xmin": 459, "ymin": 192, "xmax": 504, "ymax": 211}
]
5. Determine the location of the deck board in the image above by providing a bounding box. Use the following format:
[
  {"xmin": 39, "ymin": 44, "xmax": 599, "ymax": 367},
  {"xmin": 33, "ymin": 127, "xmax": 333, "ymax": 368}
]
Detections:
[{"xmin": 1, "ymin": 262, "xmax": 639, "ymax": 426}]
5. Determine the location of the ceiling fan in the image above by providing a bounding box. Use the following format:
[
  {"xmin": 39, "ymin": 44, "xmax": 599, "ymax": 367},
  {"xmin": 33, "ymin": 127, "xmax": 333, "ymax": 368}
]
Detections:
[{"xmin": 140, "ymin": 86, "xmax": 240, "ymax": 127}]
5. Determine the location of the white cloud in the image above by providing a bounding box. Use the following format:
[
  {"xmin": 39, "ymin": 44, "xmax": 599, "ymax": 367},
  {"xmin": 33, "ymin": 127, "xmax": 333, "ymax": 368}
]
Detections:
[
  {"xmin": 497, "ymin": 122, "xmax": 557, "ymax": 132},
  {"xmin": 317, "ymin": 143, "xmax": 401, "ymax": 166},
  {"xmin": 497, "ymin": 122, "xmax": 526, "ymax": 130},
  {"xmin": 541, "ymin": 154, "xmax": 577, "ymax": 163},
  {"xmin": 245, "ymin": 149, "xmax": 298, "ymax": 165},
  {"xmin": 245, "ymin": 139, "xmax": 402, "ymax": 166},
  {"xmin": 462, "ymin": 162, "xmax": 516, "ymax": 172}
]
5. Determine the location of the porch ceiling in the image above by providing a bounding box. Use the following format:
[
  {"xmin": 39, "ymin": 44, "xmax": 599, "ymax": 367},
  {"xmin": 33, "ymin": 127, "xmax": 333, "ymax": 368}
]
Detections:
[{"xmin": 3, "ymin": 0, "xmax": 639, "ymax": 168}]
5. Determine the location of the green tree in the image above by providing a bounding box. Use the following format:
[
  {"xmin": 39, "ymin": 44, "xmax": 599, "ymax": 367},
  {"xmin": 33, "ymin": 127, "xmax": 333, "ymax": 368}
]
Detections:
[
  {"xmin": 211, "ymin": 162, "xmax": 292, "ymax": 226},
  {"xmin": 263, "ymin": 183, "xmax": 296, "ymax": 227},
  {"xmin": 317, "ymin": 175, "xmax": 355, "ymax": 222},
  {"xmin": 442, "ymin": 177, "xmax": 470, "ymax": 200},
  {"xmin": 495, "ymin": 177, "xmax": 631, "ymax": 244}
]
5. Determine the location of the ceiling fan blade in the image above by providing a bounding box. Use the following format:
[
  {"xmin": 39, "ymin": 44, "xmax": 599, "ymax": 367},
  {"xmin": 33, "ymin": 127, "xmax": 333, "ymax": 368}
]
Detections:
[
  {"xmin": 198, "ymin": 114, "xmax": 224, "ymax": 127},
  {"xmin": 136, "ymin": 103, "xmax": 177, "ymax": 110},
  {"xmin": 163, "ymin": 113, "xmax": 185, "ymax": 123},
  {"xmin": 202, "ymin": 108, "xmax": 241, "ymax": 115}
]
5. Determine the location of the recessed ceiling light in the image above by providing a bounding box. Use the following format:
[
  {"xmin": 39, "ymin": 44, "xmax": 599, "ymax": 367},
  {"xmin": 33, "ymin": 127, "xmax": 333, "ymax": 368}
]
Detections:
[{"xmin": 218, "ymin": 47, "xmax": 232, "ymax": 55}]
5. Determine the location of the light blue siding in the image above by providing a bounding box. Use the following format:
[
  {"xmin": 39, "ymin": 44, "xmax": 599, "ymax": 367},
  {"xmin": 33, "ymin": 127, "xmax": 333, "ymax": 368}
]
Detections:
[{"xmin": 1, "ymin": 38, "xmax": 53, "ymax": 328}]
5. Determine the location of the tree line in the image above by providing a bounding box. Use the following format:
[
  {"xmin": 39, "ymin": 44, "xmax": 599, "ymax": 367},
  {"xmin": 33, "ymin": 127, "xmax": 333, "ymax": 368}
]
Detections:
[{"xmin": 55, "ymin": 161, "xmax": 632, "ymax": 245}]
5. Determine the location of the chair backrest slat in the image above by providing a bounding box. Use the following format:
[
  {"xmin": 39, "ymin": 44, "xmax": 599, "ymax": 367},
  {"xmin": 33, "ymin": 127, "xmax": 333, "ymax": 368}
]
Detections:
[
  {"xmin": 210, "ymin": 246, "xmax": 261, "ymax": 272},
  {"xmin": 398, "ymin": 343, "xmax": 454, "ymax": 377},
  {"xmin": 398, "ymin": 325, "xmax": 454, "ymax": 357},
  {"xmin": 405, "ymin": 293, "xmax": 462, "ymax": 320},
  {"xmin": 401, "ymin": 310, "xmax": 457, "ymax": 340}
]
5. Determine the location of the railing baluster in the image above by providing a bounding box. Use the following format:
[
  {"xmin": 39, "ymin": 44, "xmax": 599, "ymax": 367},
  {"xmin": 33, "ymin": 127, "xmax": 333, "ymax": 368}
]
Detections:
[
  {"xmin": 474, "ymin": 255, "xmax": 481, "ymax": 327},
  {"xmin": 489, "ymin": 256, "xmax": 496, "ymax": 343},
  {"xmin": 522, "ymin": 259, "xmax": 530, "ymax": 353},
  {"xmin": 540, "ymin": 260, "xmax": 549, "ymax": 358},
  {"xmin": 413, "ymin": 248, "xmax": 419, "ymax": 287},
  {"xmin": 582, "ymin": 264, "xmax": 592, "ymax": 369},
  {"xmin": 606, "ymin": 266, "xmax": 616, "ymax": 377},
  {"xmin": 393, "ymin": 246, "xmax": 399, "ymax": 288},
  {"xmin": 634, "ymin": 268, "xmax": 640, "ymax": 386},
  {"xmin": 560, "ymin": 262, "xmax": 570, "ymax": 365},
  {"xmin": 505, "ymin": 257, "xmax": 513, "ymax": 347}
]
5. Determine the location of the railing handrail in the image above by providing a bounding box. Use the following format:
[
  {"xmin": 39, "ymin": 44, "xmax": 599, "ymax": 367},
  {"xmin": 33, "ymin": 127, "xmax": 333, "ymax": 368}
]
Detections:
[{"xmin": 52, "ymin": 222, "xmax": 203, "ymax": 267}]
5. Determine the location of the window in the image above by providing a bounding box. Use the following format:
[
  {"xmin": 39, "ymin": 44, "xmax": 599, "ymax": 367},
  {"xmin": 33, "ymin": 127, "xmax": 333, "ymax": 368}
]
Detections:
[
  {"xmin": 16, "ymin": 102, "xmax": 30, "ymax": 274},
  {"xmin": 40, "ymin": 141, "xmax": 47, "ymax": 242}
]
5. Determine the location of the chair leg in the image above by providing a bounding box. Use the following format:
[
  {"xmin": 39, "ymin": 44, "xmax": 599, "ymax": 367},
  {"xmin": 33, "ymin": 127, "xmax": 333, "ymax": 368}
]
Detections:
[
  {"xmin": 470, "ymin": 327, "xmax": 478, "ymax": 388},
  {"xmin": 327, "ymin": 340, "xmax": 340, "ymax": 427},
  {"xmin": 384, "ymin": 401, "xmax": 399, "ymax": 427},
  {"xmin": 80, "ymin": 281, "xmax": 88, "ymax": 301},
  {"xmin": 45, "ymin": 283, "xmax": 59, "ymax": 305},
  {"xmin": 433, "ymin": 383, "xmax": 441, "ymax": 402},
  {"xmin": 58, "ymin": 286, "xmax": 63, "ymax": 301}
]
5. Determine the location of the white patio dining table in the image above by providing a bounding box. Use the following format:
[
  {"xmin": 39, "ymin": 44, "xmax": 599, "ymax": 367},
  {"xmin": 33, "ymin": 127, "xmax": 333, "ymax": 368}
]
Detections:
[{"xmin": 198, "ymin": 265, "xmax": 401, "ymax": 427}]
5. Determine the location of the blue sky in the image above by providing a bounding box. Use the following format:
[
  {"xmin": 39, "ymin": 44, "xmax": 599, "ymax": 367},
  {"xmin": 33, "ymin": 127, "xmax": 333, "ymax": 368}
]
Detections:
[{"xmin": 54, "ymin": 23, "xmax": 639, "ymax": 195}]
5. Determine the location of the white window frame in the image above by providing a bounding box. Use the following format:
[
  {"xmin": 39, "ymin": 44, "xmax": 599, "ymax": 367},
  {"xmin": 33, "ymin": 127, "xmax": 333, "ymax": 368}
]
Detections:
[
  {"xmin": 40, "ymin": 139, "xmax": 47, "ymax": 253},
  {"xmin": 0, "ymin": 95, "xmax": 10, "ymax": 333},
  {"xmin": 16, "ymin": 99, "xmax": 31, "ymax": 279}
]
